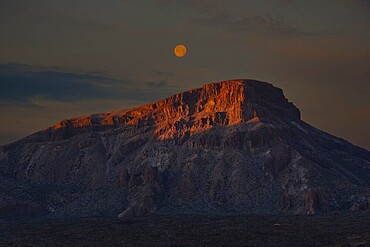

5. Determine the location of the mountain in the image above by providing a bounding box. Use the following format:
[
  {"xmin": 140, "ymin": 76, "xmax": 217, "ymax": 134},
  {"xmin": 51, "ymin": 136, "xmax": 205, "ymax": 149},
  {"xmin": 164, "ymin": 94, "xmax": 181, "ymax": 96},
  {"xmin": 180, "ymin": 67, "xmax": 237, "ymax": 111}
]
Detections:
[{"xmin": 0, "ymin": 79, "xmax": 369, "ymax": 220}]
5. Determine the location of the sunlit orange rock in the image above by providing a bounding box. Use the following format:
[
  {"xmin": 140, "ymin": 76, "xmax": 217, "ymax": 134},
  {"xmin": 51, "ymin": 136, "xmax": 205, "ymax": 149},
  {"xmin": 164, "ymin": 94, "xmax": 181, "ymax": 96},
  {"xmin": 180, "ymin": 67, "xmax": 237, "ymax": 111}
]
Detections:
[{"xmin": 49, "ymin": 80, "xmax": 300, "ymax": 140}]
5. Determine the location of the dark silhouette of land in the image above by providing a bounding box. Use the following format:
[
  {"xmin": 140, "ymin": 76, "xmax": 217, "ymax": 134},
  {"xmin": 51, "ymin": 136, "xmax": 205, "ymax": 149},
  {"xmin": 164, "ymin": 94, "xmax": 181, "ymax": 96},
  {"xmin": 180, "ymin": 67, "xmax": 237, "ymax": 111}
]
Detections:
[{"xmin": 1, "ymin": 212, "xmax": 369, "ymax": 246}]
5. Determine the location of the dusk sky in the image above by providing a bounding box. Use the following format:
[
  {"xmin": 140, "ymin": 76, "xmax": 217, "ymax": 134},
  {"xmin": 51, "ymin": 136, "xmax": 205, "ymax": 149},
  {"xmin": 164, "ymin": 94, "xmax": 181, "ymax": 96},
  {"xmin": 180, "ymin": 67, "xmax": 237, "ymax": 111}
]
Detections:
[{"xmin": 0, "ymin": 0, "xmax": 369, "ymax": 149}]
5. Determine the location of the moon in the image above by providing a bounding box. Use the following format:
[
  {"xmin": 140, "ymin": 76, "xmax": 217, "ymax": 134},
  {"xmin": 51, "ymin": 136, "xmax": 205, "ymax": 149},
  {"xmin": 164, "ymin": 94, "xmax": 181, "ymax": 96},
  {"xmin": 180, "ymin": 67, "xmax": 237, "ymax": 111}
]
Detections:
[{"xmin": 174, "ymin": 44, "xmax": 187, "ymax": 57}]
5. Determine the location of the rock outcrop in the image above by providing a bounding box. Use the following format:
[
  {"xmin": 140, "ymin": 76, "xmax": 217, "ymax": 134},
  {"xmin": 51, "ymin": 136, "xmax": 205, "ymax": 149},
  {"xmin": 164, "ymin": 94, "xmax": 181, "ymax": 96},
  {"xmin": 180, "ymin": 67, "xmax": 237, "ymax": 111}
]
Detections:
[{"xmin": 0, "ymin": 79, "xmax": 369, "ymax": 220}]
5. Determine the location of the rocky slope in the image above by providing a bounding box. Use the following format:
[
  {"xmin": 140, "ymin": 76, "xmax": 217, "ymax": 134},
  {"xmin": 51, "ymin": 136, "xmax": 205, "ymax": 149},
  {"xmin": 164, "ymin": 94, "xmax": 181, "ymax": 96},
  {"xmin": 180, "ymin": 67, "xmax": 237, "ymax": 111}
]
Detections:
[{"xmin": 0, "ymin": 79, "xmax": 369, "ymax": 220}]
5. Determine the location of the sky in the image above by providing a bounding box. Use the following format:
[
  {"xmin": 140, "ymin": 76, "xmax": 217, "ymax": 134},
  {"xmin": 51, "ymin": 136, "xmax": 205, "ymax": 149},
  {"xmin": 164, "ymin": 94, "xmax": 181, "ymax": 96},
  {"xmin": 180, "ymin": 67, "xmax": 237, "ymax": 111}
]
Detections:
[{"xmin": 0, "ymin": 0, "xmax": 369, "ymax": 149}]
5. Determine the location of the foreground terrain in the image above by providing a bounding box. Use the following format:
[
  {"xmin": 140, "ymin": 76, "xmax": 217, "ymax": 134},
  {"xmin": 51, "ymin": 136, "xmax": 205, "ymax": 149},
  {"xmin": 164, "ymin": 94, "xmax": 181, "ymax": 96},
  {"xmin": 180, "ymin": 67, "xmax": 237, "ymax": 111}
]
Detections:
[{"xmin": 1, "ymin": 213, "xmax": 370, "ymax": 247}]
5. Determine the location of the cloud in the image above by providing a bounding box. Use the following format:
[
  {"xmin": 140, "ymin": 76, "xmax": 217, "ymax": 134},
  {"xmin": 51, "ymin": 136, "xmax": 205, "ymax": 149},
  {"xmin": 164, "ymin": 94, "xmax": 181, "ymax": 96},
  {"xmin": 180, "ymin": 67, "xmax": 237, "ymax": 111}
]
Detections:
[
  {"xmin": 279, "ymin": 0, "xmax": 295, "ymax": 4},
  {"xmin": 153, "ymin": 70, "xmax": 176, "ymax": 77},
  {"xmin": 0, "ymin": 63, "xmax": 123, "ymax": 102},
  {"xmin": 339, "ymin": 0, "xmax": 370, "ymax": 12},
  {"xmin": 147, "ymin": 79, "xmax": 168, "ymax": 88},
  {"xmin": 278, "ymin": 0, "xmax": 370, "ymax": 13},
  {"xmin": 152, "ymin": 0, "xmax": 318, "ymax": 36},
  {"xmin": 0, "ymin": 63, "xmax": 178, "ymax": 105},
  {"xmin": 0, "ymin": 0, "xmax": 119, "ymax": 32},
  {"xmin": 227, "ymin": 15, "xmax": 318, "ymax": 36}
]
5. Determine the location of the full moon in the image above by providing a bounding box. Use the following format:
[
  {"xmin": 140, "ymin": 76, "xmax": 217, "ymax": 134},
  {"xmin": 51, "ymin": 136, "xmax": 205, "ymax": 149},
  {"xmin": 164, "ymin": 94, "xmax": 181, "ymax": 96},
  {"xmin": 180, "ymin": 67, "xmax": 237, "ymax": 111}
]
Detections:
[{"xmin": 174, "ymin": 44, "xmax": 187, "ymax": 57}]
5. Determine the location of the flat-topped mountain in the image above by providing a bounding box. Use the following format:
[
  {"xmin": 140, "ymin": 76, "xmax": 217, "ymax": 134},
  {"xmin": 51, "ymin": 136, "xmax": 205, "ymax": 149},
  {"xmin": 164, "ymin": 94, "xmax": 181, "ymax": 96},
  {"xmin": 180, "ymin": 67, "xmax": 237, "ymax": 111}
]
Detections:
[
  {"xmin": 33, "ymin": 80, "xmax": 300, "ymax": 141},
  {"xmin": 0, "ymin": 79, "xmax": 369, "ymax": 220}
]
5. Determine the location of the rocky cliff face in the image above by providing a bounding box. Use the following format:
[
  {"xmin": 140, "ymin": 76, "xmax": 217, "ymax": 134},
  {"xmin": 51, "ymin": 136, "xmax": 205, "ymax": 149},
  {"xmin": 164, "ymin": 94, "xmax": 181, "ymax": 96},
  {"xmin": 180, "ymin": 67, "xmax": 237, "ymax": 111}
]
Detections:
[
  {"xmin": 35, "ymin": 80, "xmax": 300, "ymax": 141},
  {"xmin": 0, "ymin": 79, "xmax": 369, "ymax": 220}
]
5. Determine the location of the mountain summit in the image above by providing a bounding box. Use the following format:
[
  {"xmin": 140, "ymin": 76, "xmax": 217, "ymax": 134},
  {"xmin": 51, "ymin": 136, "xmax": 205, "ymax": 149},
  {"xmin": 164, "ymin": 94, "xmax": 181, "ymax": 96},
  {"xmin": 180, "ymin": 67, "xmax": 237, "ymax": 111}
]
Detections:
[
  {"xmin": 0, "ymin": 79, "xmax": 369, "ymax": 220},
  {"xmin": 46, "ymin": 80, "xmax": 300, "ymax": 141}
]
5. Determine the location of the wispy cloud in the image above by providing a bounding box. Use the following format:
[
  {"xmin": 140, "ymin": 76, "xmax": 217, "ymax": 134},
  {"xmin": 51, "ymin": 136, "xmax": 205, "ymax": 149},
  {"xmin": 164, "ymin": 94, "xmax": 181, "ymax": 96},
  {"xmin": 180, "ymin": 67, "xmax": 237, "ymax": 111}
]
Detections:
[
  {"xmin": 339, "ymin": 0, "xmax": 370, "ymax": 12},
  {"xmin": 278, "ymin": 0, "xmax": 370, "ymax": 12},
  {"xmin": 153, "ymin": 70, "xmax": 176, "ymax": 77},
  {"xmin": 147, "ymin": 79, "xmax": 168, "ymax": 88},
  {"xmin": 153, "ymin": 0, "xmax": 319, "ymax": 36},
  {"xmin": 0, "ymin": 63, "xmax": 178, "ymax": 105},
  {"xmin": 0, "ymin": 63, "xmax": 123, "ymax": 102},
  {"xmin": 226, "ymin": 15, "xmax": 319, "ymax": 36}
]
